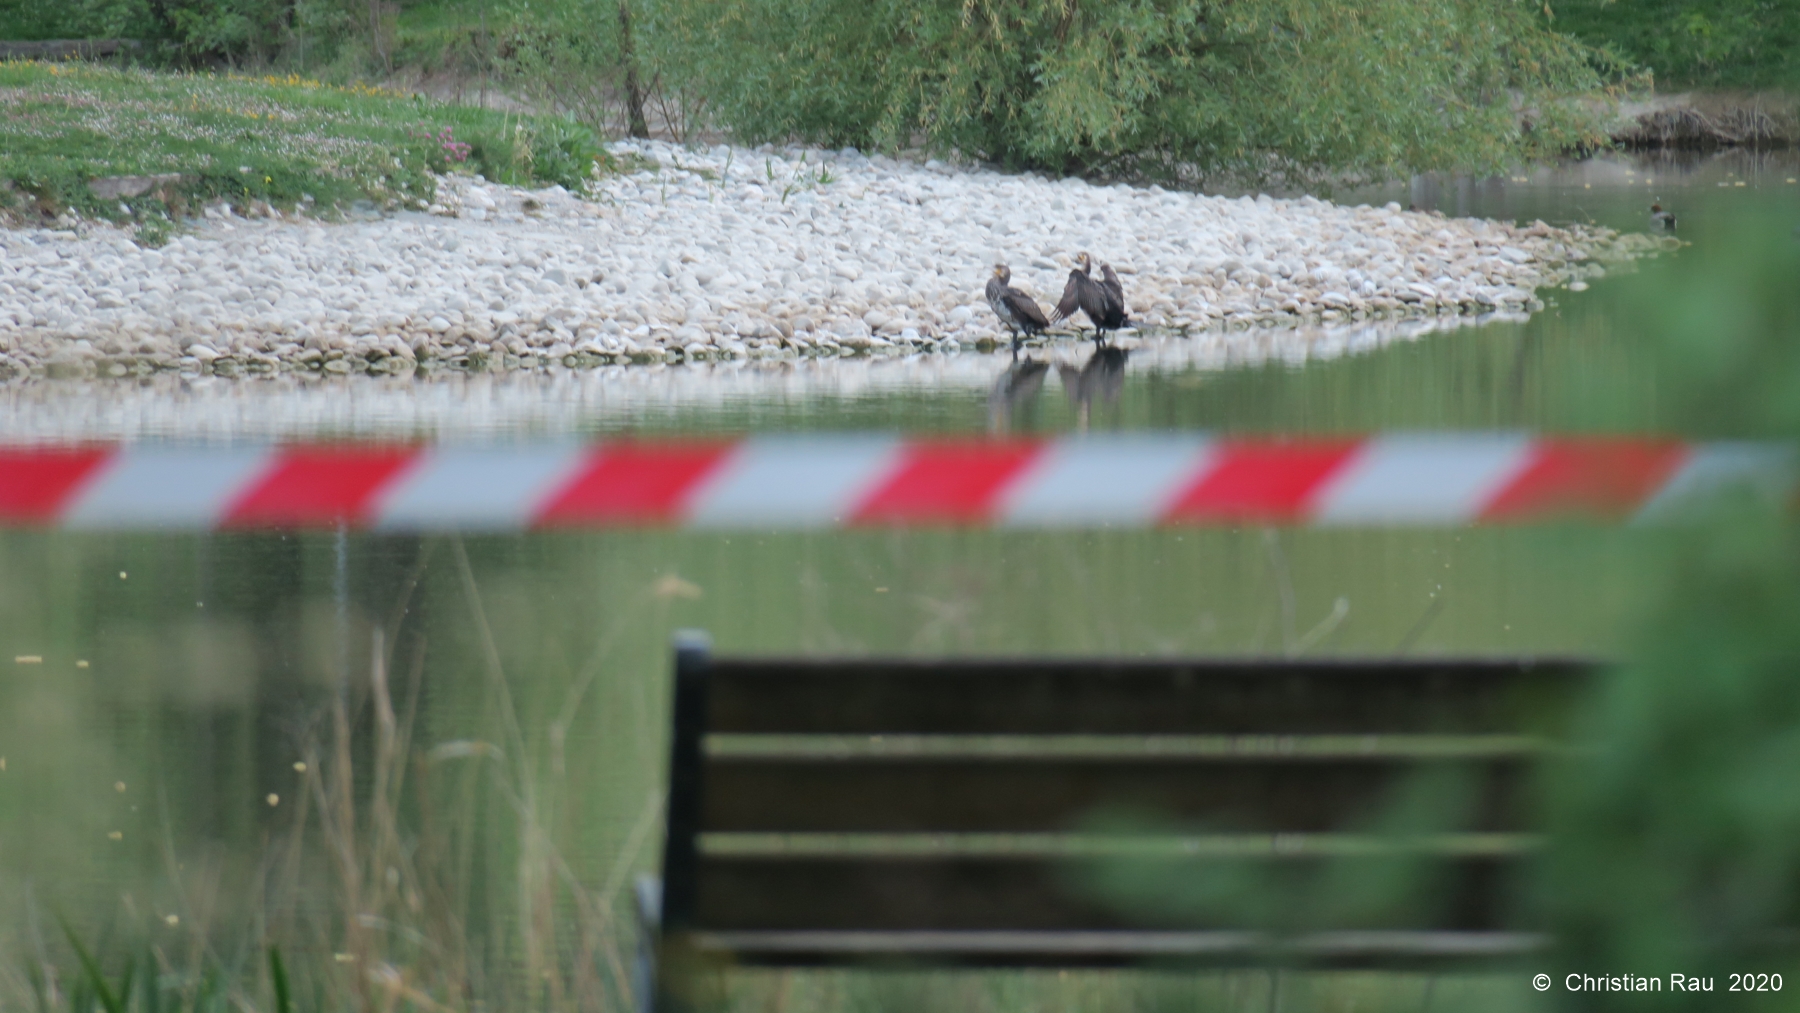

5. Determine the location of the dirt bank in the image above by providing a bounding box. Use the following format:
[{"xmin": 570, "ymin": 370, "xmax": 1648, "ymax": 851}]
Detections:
[{"xmin": 1614, "ymin": 93, "xmax": 1799, "ymax": 149}]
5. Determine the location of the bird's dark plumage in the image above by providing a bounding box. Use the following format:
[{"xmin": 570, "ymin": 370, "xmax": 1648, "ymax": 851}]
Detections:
[
  {"xmin": 1651, "ymin": 203, "xmax": 1676, "ymax": 230},
  {"xmin": 1053, "ymin": 252, "xmax": 1130, "ymax": 345},
  {"xmin": 985, "ymin": 264, "xmax": 1051, "ymax": 355},
  {"xmin": 1099, "ymin": 262, "xmax": 1126, "ymax": 308}
]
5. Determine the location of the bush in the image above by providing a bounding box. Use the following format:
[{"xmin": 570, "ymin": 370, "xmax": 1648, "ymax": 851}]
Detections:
[
  {"xmin": 1554, "ymin": 0, "xmax": 1800, "ymax": 91},
  {"xmin": 0, "ymin": 5, "xmax": 93, "ymax": 40},
  {"xmin": 78, "ymin": 0, "xmax": 276, "ymax": 65},
  {"xmin": 651, "ymin": 0, "xmax": 1622, "ymax": 181},
  {"xmin": 67, "ymin": 0, "xmax": 386, "ymax": 69},
  {"xmin": 524, "ymin": 117, "xmax": 608, "ymax": 189},
  {"xmin": 490, "ymin": 0, "xmax": 629, "ymax": 134},
  {"xmin": 419, "ymin": 110, "xmax": 609, "ymax": 189}
]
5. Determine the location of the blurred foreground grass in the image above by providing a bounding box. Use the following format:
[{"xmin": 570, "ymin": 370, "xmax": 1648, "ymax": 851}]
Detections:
[{"xmin": 1, "ymin": 524, "xmax": 1646, "ymax": 1013}]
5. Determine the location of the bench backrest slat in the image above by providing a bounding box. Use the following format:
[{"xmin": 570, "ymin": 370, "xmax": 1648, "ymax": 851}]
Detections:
[
  {"xmin": 700, "ymin": 755, "xmax": 1536, "ymax": 833},
  {"xmin": 705, "ymin": 658, "xmax": 1585, "ymax": 735},
  {"xmin": 693, "ymin": 853, "xmax": 1521, "ymax": 933}
]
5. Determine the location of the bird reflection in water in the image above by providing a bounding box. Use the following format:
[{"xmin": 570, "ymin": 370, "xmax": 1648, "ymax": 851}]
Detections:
[
  {"xmin": 986, "ymin": 345, "xmax": 1129, "ymax": 434},
  {"xmin": 986, "ymin": 356, "xmax": 1050, "ymax": 434},
  {"xmin": 1058, "ymin": 346, "xmax": 1129, "ymax": 431}
]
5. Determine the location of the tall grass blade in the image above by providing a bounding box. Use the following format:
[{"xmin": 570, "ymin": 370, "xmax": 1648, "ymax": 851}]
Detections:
[
  {"xmin": 25, "ymin": 959, "xmax": 52, "ymax": 1013},
  {"xmin": 58, "ymin": 920, "xmax": 124, "ymax": 1013},
  {"xmin": 141, "ymin": 946, "xmax": 162, "ymax": 1013},
  {"xmin": 117, "ymin": 955, "xmax": 136, "ymax": 1013},
  {"xmin": 192, "ymin": 966, "xmax": 219, "ymax": 1013},
  {"xmin": 268, "ymin": 947, "xmax": 293, "ymax": 1013}
]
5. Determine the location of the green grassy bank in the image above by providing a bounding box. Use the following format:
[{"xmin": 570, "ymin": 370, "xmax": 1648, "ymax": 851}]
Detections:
[{"xmin": 0, "ymin": 60, "xmax": 604, "ymax": 234}]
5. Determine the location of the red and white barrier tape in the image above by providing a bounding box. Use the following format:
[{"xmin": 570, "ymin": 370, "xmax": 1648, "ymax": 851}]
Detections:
[{"xmin": 0, "ymin": 436, "xmax": 1790, "ymax": 531}]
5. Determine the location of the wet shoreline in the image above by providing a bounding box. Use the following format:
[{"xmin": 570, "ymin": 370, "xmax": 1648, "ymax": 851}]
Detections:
[{"xmin": 0, "ymin": 311, "xmax": 1525, "ymax": 442}]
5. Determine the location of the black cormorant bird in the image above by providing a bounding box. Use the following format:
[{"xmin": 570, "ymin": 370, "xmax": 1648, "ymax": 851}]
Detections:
[
  {"xmin": 1651, "ymin": 203, "xmax": 1677, "ymax": 229},
  {"xmin": 1053, "ymin": 252, "xmax": 1130, "ymax": 346},
  {"xmin": 985, "ymin": 264, "xmax": 1052, "ymax": 356}
]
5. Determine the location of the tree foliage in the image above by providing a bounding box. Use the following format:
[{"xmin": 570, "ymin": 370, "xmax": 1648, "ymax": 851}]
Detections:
[
  {"xmin": 23, "ymin": 0, "xmax": 1628, "ymax": 179},
  {"xmin": 487, "ymin": 0, "xmax": 652, "ymax": 138},
  {"xmin": 69, "ymin": 0, "xmax": 370, "ymax": 67},
  {"xmin": 1555, "ymin": 0, "xmax": 1800, "ymax": 90},
  {"xmin": 0, "ymin": 3, "xmax": 91, "ymax": 40},
  {"xmin": 652, "ymin": 0, "xmax": 1619, "ymax": 180}
]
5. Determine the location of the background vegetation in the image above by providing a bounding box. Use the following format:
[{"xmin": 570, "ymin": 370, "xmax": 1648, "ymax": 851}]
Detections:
[
  {"xmin": 11, "ymin": 0, "xmax": 1627, "ymax": 184},
  {"xmin": 1555, "ymin": 0, "xmax": 1800, "ymax": 91},
  {"xmin": 8, "ymin": 0, "xmax": 1799, "ymax": 177},
  {"xmin": 657, "ymin": 0, "xmax": 1619, "ymax": 181}
]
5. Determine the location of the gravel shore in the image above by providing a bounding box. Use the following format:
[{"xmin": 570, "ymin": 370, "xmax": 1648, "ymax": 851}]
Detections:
[{"xmin": 0, "ymin": 139, "xmax": 1659, "ymax": 380}]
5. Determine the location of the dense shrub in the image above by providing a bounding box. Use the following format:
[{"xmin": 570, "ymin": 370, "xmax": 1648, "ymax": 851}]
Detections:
[
  {"xmin": 651, "ymin": 0, "xmax": 1621, "ymax": 181},
  {"xmin": 484, "ymin": 0, "xmax": 637, "ymax": 136},
  {"xmin": 0, "ymin": 4, "xmax": 93, "ymax": 40},
  {"xmin": 1555, "ymin": 0, "xmax": 1800, "ymax": 91},
  {"xmin": 65, "ymin": 0, "xmax": 375, "ymax": 68},
  {"xmin": 449, "ymin": 113, "xmax": 609, "ymax": 189}
]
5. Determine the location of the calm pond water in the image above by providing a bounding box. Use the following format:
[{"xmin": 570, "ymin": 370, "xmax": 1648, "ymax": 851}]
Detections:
[{"xmin": 2, "ymin": 150, "xmax": 1796, "ymax": 1010}]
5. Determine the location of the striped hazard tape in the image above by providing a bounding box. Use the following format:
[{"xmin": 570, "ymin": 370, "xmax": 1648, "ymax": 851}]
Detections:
[{"xmin": 0, "ymin": 436, "xmax": 1790, "ymax": 531}]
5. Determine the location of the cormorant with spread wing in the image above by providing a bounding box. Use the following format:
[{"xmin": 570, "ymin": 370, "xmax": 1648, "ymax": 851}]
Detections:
[
  {"xmin": 1053, "ymin": 252, "xmax": 1130, "ymax": 346},
  {"xmin": 985, "ymin": 263, "xmax": 1052, "ymax": 356}
]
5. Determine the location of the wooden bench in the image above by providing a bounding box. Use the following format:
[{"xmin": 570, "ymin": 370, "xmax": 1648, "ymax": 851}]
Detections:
[{"xmin": 645, "ymin": 632, "xmax": 1592, "ymax": 1011}]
